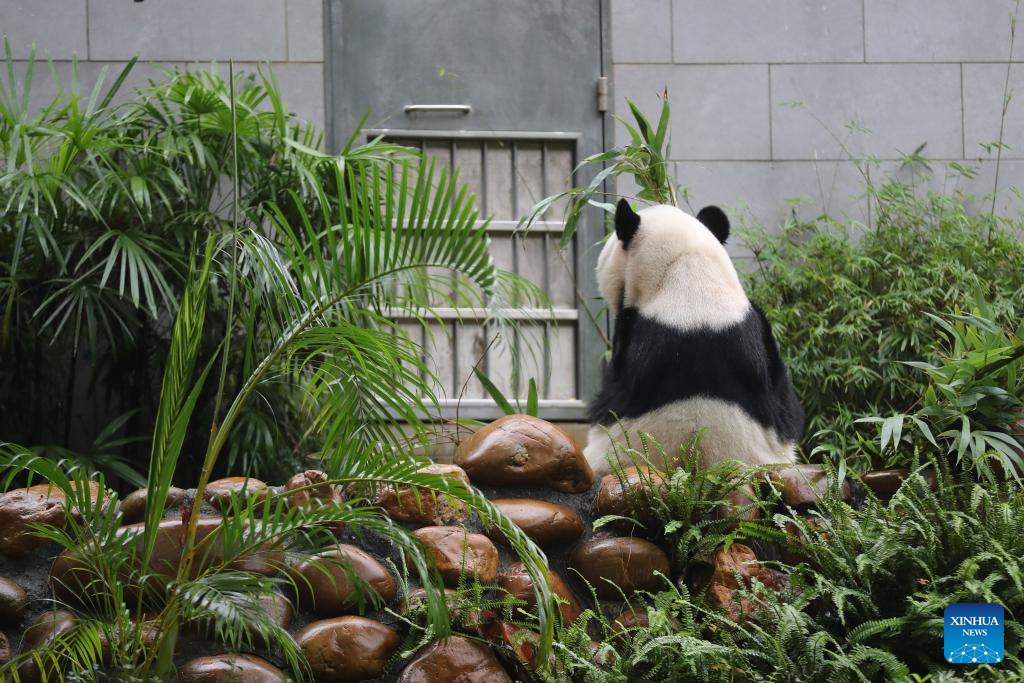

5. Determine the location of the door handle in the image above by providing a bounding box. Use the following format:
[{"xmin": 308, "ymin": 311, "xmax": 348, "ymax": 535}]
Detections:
[{"xmin": 404, "ymin": 104, "xmax": 472, "ymax": 115}]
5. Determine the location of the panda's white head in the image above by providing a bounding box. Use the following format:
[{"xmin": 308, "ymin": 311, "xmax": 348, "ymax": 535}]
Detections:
[{"xmin": 597, "ymin": 199, "xmax": 750, "ymax": 331}]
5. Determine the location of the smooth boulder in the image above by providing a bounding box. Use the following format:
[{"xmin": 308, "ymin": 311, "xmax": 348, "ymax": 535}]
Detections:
[
  {"xmin": 0, "ymin": 481, "xmax": 105, "ymax": 558},
  {"xmin": 595, "ymin": 466, "xmax": 666, "ymax": 525},
  {"xmin": 455, "ymin": 415, "xmax": 593, "ymax": 493},
  {"xmin": 767, "ymin": 464, "xmax": 850, "ymax": 507},
  {"xmin": 486, "ymin": 498, "xmax": 583, "ymax": 547},
  {"xmin": 571, "ymin": 536, "xmax": 671, "ymax": 598},
  {"xmin": 413, "ymin": 526, "xmax": 499, "ymax": 586},
  {"xmin": 119, "ymin": 486, "xmax": 185, "ymax": 524},
  {"xmin": 497, "ymin": 562, "xmax": 581, "ymax": 624},
  {"xmin": 0, "ymin": 577, "xmax": 29, "ymax": 622},
  {"xmin": 397, "ymin": 636, "xmax": 512, "ymax": 683},
  {"xmin": 204, "ymin": 477, "xmax": 269, "ymax": 510},
  {"xmin": 178, "ymin": 654, "xmax": 291, "ymax": 682},
  {"xmin": 290, "ymin": 544, "xmax": 396, "ymax": 615},
  {"xmin": 296, "ymin": 616, "xmax": 400, "ymax": 683}
]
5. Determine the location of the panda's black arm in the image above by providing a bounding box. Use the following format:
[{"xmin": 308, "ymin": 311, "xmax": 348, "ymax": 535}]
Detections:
[
  {"xmin": 751, "ymin": 304, "xmax": 788, "ymax": 384},
  {"xmin": 610, "ymin": 306, "xmax": 639, "ymax": 378}
]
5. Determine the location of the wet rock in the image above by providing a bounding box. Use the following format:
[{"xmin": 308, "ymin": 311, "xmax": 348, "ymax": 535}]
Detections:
[
  {"xmin": 455, "ymin": 415, "xmax": 593, "ymax": 493},
  {"xmin": 477, "ymin": 621, "xmax": 543, "ymax": 669},
  {"xmin": 18, "ymin": 610, "xmax": 78, "ymax": 681},
  {"xmin": 284, "ymin": 470, "xmax": 345, "ymax": 531},
  {"xmin": 365, "ymin": 464, "xmax": 469, "ymax": 527},
  {"xmin": 0, "ymin": 631, "xmax": 10, "ymax": 666},
  {"xmin": 497, "ymin": 563, "xmax": 581, "ymax": 624},
  {"xmin": 861, "ymin": 469, "xmax": 910, "ymax": 498},
  {"xmin": 0, "ymin": 481, "xmax": 105, "ymax": 558},
  {"xmin": 781, "ymin": 519, "xmax": 831, "ymax": 565},
  {"xmin": 119, "ymin": 486, "xmax": 185, "ymax": 524},
  {"xmin": 120, "ymin": 517, "xmax": 283, "ymax": 578},
  {"xmin": 717, "ymin": 484, "xmax": 760, "ymax": 524},
  {"xmin": 595, "ymin": 466, "xmax": 667, "ymax": 526},
  {"xmin": 204, "ymin": 477, "xmax": 269, "ymax": 510},
  {"xmin": 767, "ymin": 464, "xmax": 850, "ymax": 507},
  {"xmin": 296, "ymin": 616, "xmax": 400, "ymax": 683},
  {"xmin": 290, "ymin": 544, "xmax": 396, "ymax": 615},
  {"xmin": 571, "ymin": 536, "xmax": 670, "ymax": 599},
  {"xmin": 49, "ymin": 549, "xmax": 94, "ymax": 606},
  {"xmin": 285, "ymin": 470, "xmax": 341, "ymax": 509},
  {"xmin": 706, "ymin": 543, "xmax": 788, "ymax": 622},
  {"xmin": 0, "ymin": 577, "xmax": 28, "ymax": 622},
  {"xmin": 397, "ymin": 635, "xmax": 512, "ymax": 683},
  {"xmin": 486, "ymin": 499, "xmax": 584, "ymax": 547},
  {"xmin": 610, "ymin": 607, "xmax": 681, "ymax": 634},
  {"xmin": 413, "ymin": 526, "xmax": 499, "ymax": 586},
  {"xmin": 178, "ymin": 654, "xmax": 291, "ymax": 682}
]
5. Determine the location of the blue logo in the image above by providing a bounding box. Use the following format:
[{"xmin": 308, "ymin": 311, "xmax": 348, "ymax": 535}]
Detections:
[{"xmin": 944, "ymin": 603, "xmax": 1004, "ymax": 664}]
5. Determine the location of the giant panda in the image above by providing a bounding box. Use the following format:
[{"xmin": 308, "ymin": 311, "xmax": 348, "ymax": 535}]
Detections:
[{"xmin": 583, "ymin": 199, "xmax": 804, "ymax": 477}]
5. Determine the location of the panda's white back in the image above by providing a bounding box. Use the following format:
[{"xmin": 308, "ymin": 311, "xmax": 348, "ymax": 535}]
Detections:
[{"xmin": 585, "ymin": 201, "xmax": 804, "ymax": 477}]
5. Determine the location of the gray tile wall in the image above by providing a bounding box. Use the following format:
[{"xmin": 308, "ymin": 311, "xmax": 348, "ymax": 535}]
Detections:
[
  {"xmin": 0, "ymin": 0, "xmax": 325, "ymax": 128},
  {"xmin": 611, "ymin": 0, "xmax": 1024, "ymax": 229}
]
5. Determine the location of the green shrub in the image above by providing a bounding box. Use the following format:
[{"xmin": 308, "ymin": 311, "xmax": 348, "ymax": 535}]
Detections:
[
  {"xmin": 860, "ymin": 306, "xmax": 1024, "ymax": 481},
  {"xmin": 739, "ymin": 173, "xmax": 1024, "ymax": 468}
]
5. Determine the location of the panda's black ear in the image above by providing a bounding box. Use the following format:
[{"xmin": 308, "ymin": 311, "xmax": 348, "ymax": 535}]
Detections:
[
  {"xmin": 615, "ymin": 198, "xmax": 641, "ymax": 246},
  {"xmin": 697, "ymin": 205, "xmax": 730, "ymax": 244}
]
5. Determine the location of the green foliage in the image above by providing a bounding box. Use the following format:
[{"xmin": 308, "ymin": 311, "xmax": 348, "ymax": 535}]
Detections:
[
  {"xmin": 0, "ymin": 47, "xmax": 411, "ymax": 481},
  {"xmin": 597, "ymin": 432, "xmax": 773, "ymax": 566},
  {"xmin": 542, "ymin": 446, "xmax": 1024, "ymax": 682},
  {"xmin": 739, "ymin": 173, "xmax": 1024, "ymax": 468},
  {"xmin": 0, "ymin": 53, "xmax": 557, "ymax": 680},
  {"xmin": 519, "ymin": 91, "xmax": 678, "ymax": 247},
  {"xmin": 860, "ymin": 307, "xmax": 1024, "ymax": 482}
]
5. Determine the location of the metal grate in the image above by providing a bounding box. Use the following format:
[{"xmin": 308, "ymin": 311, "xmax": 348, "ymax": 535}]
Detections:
[{"xmin": 377, "ymin": 131, "xmax": 583, "ymax": 418}]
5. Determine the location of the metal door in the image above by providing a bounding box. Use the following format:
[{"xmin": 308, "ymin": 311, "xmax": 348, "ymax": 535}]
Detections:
[{"xmin": 326, "ymin": 0, "xmax": 607, "ymax": 421}]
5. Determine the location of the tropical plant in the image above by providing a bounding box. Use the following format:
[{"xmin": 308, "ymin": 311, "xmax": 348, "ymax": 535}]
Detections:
[
  {"xmin": 518, "ymin": 91, "xmax": 677, "ymax": 248},
  {"xmin": 739, "ymin": 170, "xmax": 1024, "ymax": 468},
  {"xmin": 860, "ymin": 305, "xmax": 1024, "ymax": 482},
  {"xmin": 0, "ymin": 46, "xmax": 402, "ymax": 482},
  {"xmin": 0, "ymin": 57, "xmax": 558, "ymax": 680}
]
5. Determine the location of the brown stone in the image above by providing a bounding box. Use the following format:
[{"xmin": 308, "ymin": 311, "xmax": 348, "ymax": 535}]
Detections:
[
  {"xmin": 397, "ymin": 636, "xmax": 512, "ymax": 683},
  {"xmin": 486, "ymin": 499, "xmax": 584, "ymax": 547},
  {"xmin": 717, "ymin": 484, "xmax": 760, "ymax": 524},
  {"xmin": 571, "ymin": 536, "xmax": 671, "ymax": 599},
  {"xmin": 17, "ymin": 610, "xmax": 77, "ymax": 681},
  {"xmin": 861, "ymin": 469, "xmax": 910, "ymax": 498},
  {"xmin": 0, "ymin": 576, "xmax": 28, "ymax": 622},
  {"xmin": 365, "ymin": 464, "xmax": 470, "ymax": 527},
  {"xmin": 285, "ymin": 470, "xmax": 340, "ymax": 509},
  {"xmin": 296, "ymin": 616, "xmax": 400, "ymax": 683},
  {"xmin": 0, "ymin": 630, "xmax": 9, "ymax": 666},
  {"xmin": 610, "ymin": 607, "xmax": 682, "ymax": 634},
  {"xmin": 291, "ymin": 544, "xmax": 396, "ymax": 615},
  {"xmin": 0, "ymin": 481, "xmax": 105, "ymax": 558},
  {"xmin": 204, "ymin": 477, "xmax": 269, "ymax": 510},
  {"xmin": 477, "ymin": 621, "xmax": 543, "ymax": 669},
  {"xmin": 705, "ymin": 543, "xmax": 788, "ymax": 622},
  {"xmin": 50, "ymin": 549, "xmax": 95, "ymax": 606},
  {"xmin": 595, "ymin": 467, "xmax": 666, "ymax": 525},
  {"xmin": 455, "ymin": 415, "xmax": 593, "ymax": 493},
  {"xmin": 413, "ymin": 526, "xmax": 499, "ymax": 586},
  {"xmin": 767, "ymin": 464, "xmax": 851, "ymax": 507},
  {"xmin": 497, "ymin": 563, "xmax": 581, "ymax": 624},
  {"xmin": 120, "ymin": 517, "xmax": 283, "ymax": 578},
  {"xmin": 119, "ymin": 486, "xmax": 185, "ymax": 525},
  {"xmin": 178, "ymin": 654, "xmax": 290, "ymax": 682}
]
